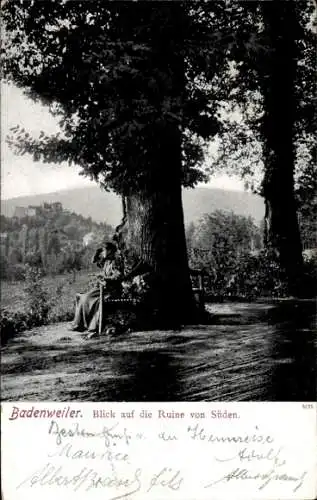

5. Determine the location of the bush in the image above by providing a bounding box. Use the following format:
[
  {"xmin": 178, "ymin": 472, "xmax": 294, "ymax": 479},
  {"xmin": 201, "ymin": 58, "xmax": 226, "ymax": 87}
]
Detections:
[
  {"xmin": 6, "ymin": 263, "xmax": 28, "ymax": 281},
  {"xmin": 187, "ymin": 210, "xmax": 266, "ymax": 299},
  {"xmin": 228, "ymin": 250, "xmax": 289, "ymax": 299},
  {"xmin": 24, "ymin": 266, "xmax": 51, "ymax": 324},
  {"xmin": 0, "ymin": 309, "xmax": 31, "ymax": 344},
  {"xmin": 197, "ymin": 249, "xmax": 292, "ymax": 301},
  {"xmin": 0, "ymin": 265, "xmax": 74, "ymax": 344}
]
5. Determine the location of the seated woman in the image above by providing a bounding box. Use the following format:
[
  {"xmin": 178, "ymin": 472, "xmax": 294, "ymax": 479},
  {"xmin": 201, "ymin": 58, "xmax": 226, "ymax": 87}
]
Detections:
[{"xmin": 69, "ymin": 241, "xmax": 124, "ymax": 334}]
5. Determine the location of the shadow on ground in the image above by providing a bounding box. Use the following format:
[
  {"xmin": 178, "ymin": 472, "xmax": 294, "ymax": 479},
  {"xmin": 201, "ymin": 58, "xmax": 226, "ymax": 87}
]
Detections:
[{"xmin": 1, "ymin": 301, "xmax": 316, "ymax": 401}]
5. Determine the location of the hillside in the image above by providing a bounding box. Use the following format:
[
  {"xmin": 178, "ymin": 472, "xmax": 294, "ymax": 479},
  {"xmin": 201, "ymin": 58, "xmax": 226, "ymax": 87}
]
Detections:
[
  {"xmin": 0, "ymin": 202, "xmax": 114, "ymax": 279},
  {"xmin": 1, "ymin": 186, "xmax": 265, "ymax": 226}
]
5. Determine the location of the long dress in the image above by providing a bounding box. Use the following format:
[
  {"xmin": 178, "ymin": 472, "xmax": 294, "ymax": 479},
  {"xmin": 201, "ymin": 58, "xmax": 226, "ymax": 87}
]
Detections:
[{"xmin": 71, "ymin": 257, "xmax": 123, "ymax": 332}]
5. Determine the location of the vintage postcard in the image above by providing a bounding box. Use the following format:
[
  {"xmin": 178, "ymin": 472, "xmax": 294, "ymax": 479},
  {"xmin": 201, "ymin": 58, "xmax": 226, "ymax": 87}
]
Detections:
[{"xmin": 1, "ymin": 1, "xmax": 316, "ymax": 499}]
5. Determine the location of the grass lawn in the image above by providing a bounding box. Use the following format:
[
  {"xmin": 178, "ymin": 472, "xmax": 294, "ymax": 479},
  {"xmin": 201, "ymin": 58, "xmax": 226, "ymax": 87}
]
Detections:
[{"xmin": 1, "ymin": 271, "xmax": 94, "ymax": 321}]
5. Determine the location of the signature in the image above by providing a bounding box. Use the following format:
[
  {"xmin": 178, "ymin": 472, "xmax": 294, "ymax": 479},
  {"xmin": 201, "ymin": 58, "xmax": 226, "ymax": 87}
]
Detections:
[
  {"xmin": 17, "ymin": 462, "xmax": 142, "ymax": 500},
  {"xmin": 16, "ymin": 462, "xmax": 185, "ymax": 498},
  {"xmin": 147, "ymin": 467, "xmax": 184, "ymax": 492},
  {"xmin": 48, "ymin": 441, "xmax": 130, "ymax": 465},
  {"xmin": 204, "ymin": 466, "xmax": 308, "ymax": 492},
  {"xmin": 215, "ymin": 446, "xmax": 286, "ymax": 467}
]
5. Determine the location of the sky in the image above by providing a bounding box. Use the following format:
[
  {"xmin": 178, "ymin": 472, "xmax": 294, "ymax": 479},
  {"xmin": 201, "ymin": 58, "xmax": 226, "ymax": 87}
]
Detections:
[{"xmin": 1, "ymin": 83, "xmax": 244, "ymax": 200}]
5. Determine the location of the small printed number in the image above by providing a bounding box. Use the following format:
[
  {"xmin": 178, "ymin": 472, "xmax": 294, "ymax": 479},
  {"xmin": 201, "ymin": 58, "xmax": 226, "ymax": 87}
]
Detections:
[{"xmin": 302, "ymin": 403, "xmax": 313, "ymax": 409}]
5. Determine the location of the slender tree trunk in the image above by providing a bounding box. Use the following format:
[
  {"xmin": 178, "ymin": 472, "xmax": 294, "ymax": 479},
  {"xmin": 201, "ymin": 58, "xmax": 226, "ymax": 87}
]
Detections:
[
  {"xmin": 5, "ymin": 233, "xmax": 10, "ymax": 258},
  {"xmin": 261, "ymin": 1, "xmax": 303, "ymax": 296},
  {"xmin": 39, "ymin": 227, "xmax": 48, "ymax": 270},
  {"xmin": 20, "ymin": 225, "xmax": 28, "ymax": 263}
]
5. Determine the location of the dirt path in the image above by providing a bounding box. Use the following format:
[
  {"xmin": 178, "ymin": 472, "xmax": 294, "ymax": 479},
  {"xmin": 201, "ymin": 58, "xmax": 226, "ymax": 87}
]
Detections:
[{"xmin": 1, "ymin": 302, "xmax": 316, "ymax": 401}]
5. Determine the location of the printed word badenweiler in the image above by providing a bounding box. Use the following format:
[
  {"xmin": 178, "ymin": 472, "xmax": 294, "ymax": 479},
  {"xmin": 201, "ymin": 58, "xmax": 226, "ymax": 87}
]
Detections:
[{"xmin": 9, "ymin": 406, "xmax": 82, "ymax": 420}]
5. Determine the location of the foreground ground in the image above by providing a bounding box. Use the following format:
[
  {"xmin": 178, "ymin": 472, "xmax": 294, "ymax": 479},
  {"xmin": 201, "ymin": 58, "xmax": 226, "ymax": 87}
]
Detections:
[{"xmin": 2, "ymin": 301, "xmax": 316, "ymax": 402}]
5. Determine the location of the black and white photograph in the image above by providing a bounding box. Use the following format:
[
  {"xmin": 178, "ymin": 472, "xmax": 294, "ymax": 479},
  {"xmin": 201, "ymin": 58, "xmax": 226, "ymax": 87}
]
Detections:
[{"xmin": 1, "ymin": 0, "xmax": 316, "ymax": 403}]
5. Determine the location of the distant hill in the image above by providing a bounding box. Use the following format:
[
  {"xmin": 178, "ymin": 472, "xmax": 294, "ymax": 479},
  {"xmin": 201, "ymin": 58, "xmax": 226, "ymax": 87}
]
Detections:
[
  {"xmin": 1, "ymin": 186, "xmax": 265, "ymax": 226},
  {"xmin": 1, "ymin": 187, "xmax": 121, "ymax": 227}
]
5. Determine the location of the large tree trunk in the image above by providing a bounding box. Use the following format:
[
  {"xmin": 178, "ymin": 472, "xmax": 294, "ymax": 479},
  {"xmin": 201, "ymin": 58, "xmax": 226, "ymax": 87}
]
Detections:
[
  {"xmin": 117, "ymin": 120, "xmax": 198, "ymax": 325},
  {"xmin": 261, "ymin": 1, "xmax": 303, "ymax": 296},
  {"xmin": 122, "ymin": 187, "xmax": 197, "ymax": 325},
  {"xmin": 113, "ymin": 3, "xmax": 199, "ymax": 325}
]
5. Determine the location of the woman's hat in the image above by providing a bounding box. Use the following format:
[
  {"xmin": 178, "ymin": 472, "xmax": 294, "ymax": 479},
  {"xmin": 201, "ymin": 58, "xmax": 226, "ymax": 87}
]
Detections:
[
  {"xmin": 105, "ymin": 241, "xmax": 117, "ymax": 253},
  {"xmin": 92, "ymin": 247, "xmax": 104, "ymax": 264}
]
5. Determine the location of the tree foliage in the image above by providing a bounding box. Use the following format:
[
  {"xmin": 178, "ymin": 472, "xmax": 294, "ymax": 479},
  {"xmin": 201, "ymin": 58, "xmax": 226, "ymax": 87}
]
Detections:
[
  {"xmin": 187, "ymin": 210, "xmax": 262, "ymax": 296},
  {"xmin": 2, "ymin": 1, "xmax": 315, "ymax": 194},
  {"xmin": 186, "ymin": 210, "xmax": 317, "ymax": 299},
  {"xmin": 2, "ymin": 1, "xmax": 238, "ymax": 195}
]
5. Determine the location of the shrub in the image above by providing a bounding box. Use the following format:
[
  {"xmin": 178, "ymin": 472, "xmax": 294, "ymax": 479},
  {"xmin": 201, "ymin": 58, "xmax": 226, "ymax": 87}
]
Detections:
[
  {"xmin": 0, "ymin": 309, "xmax": 30, "ymax": 345},
  {"xmin": 0, "ymin": 266, "xmax": 74, "ymax": 344},
  {"xmin": 7, "ymin": 263, "xmax": 28, "ymax": 281},
  {"xmin": 24, "ymin": 265, "xmax": 51, "ymax": 324},
  {"xmin": 199, "ymin": 249, "xmax": 291, "ymax": 301}
]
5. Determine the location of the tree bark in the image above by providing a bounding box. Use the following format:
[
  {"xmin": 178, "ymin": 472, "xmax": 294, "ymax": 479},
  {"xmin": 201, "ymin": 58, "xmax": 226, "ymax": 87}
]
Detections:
[
  {"xmin": 261, "ymin": 1, "xmax": 303, "ymax": 296},
  {"xmin": 121, "ymin": 187, "xmax": 197, "ymax": 325},
  {"xmin": 112, "ymin": 3, "xmax": 199, "ymax": 325},
  {"xmin": 116, "ymin": 120, "xmax": 198, "ymax": 324}
]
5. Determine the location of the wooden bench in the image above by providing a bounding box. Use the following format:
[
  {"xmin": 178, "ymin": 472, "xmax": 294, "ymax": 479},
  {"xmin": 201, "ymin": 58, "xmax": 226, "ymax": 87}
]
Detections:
[
  {"xmin": 190, "ymin": 268, "xmax": 210, "ymax": 310},
  {"xmin": 97, "ymin": 269, "xmax": 209, "ymax": 332},
  {"xmin": 98, "ymin": 286, "xmax": 142, "ymax": 334}
]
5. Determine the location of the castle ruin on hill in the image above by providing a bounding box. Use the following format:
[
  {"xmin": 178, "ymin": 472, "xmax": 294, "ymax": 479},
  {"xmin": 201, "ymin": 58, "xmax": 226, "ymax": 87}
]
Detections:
[{"xmin": 13, "ymin": 202, "xmax": 63, "ymax": 219}]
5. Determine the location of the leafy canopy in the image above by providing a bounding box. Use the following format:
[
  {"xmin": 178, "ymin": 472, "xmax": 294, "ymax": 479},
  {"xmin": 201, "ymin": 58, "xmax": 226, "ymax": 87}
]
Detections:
[
  {"xmin": 2, "ymin": 0, "xmax": 246, "ymax": 194},
  {"xmin": 3, "ymin": 2, "xmax": 315, "ymax": 198}
]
